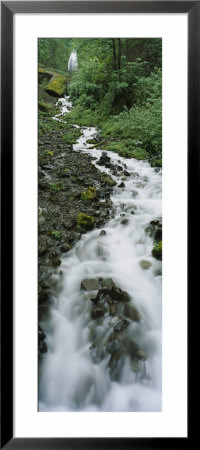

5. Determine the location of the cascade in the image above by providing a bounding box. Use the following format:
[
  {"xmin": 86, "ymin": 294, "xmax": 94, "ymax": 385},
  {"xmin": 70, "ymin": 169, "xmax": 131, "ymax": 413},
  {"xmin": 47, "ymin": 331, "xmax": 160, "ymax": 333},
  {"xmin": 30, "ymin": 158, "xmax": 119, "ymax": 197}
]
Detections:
[{"xmin": 39, "ymin": 96, "xmax": 162, "ymax": 412}]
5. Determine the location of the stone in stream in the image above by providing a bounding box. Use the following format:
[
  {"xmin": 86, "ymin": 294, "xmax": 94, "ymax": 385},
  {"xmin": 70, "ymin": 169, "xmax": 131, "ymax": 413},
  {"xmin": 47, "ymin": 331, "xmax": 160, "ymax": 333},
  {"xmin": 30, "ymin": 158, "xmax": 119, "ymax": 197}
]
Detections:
[
  {"xmin": 99, "ymin": 230, "xmax": 106, "ymax": 236},
  {"xmin": 124, "ymin": 304, "xmax": 141, "ymax": 322},
  {"xmin": 114, "ymin": 319, "xmax": 129, "ymax": 333},
  {"xmin": 51, "ymin": 257, "xmax": 61, "ymax": 267},
  {"xmin": 118, "ymin": 181, "xmax": 125, "ymax": 188},
  {"xmin": 131, "ymin": 190, "xmax": 138, "ymax": 198},
  {"xmin": 91, "ymin": 306, "xmax": 106, "ymax": 319},
  {"xmin": 110, "ymin": 286, "xmax": 130, "ymax": 303},
  {"xmin": 81, "ymin": 279, "xmax": 99, "ymax": 291},
  {"xmin": 139, "ymin": 260, "xmax": 152, "ymax": 270},
  {"xmin": 97, "ymin": 152, "xmax": 111, "ymax": 167}
]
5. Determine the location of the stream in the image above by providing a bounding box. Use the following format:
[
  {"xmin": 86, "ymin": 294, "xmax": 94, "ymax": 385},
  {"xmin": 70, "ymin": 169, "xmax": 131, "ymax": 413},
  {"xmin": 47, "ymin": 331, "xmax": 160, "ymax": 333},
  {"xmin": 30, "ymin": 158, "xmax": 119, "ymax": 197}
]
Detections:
[{"xmin": 39, "ymin": 95, "xmax": 162, "ymax": 412}]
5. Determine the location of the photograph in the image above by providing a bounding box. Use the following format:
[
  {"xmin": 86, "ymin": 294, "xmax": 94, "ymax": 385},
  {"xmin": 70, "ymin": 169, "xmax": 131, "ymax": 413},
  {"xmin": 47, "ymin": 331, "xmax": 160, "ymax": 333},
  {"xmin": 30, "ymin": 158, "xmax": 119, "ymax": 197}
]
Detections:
[{"xmin": 38, "ymin": 37, "xmax": 162, "ymax": 412}]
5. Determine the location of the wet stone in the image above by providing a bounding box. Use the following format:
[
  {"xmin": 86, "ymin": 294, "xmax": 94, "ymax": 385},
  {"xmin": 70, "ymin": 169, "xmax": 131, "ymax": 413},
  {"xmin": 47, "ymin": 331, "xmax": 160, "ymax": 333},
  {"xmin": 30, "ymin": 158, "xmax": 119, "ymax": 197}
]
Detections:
[
  {"xmin": 91, "ymin": 306, "xmax": 106, "ymax": 319},
  {"xmin": 114, "ymin": 319, "xmax": 129, "ymax": 333},
  {"xmin": 124, "ymin": 304, "xmax": 141, "ymax": 322},
  {"xmin": 99, "ymin": 230, "xmax": 106, "ymax": 236},
  {"xmin": 81, "ymin": 278, "xmax": 99, "ymax": 291},
  {"xmin": 139, "ymin": 260, "xmax": 152, "ymax": 270},
  {"xmin": 118, "ymin": 182, "xmax": 125, "ymax": 188}
]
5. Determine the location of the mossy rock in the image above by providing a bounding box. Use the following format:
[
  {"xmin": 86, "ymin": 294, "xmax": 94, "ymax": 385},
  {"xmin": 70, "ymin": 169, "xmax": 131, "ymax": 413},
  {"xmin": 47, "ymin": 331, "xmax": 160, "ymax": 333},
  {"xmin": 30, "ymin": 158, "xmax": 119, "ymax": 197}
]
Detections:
[
  {"xmin": 38, "ymin": 101, "xmax": 50, "ymax": 113},
  {"xmin": 38, "ymin": 67, "xmax": 52, "ymax": 83},
  {"xmin": 104, "ymin": 177, "xmax": 116, "ymax": 187},
  {"xmin": 152, "ymin": 241, "xmax": 162, "ymax": 260},
  {"xmin": 45, "ymin": 74, "xmax": 67, "ymax": 97},
  {"xmin": 76, "ymin": 213, "xmax": 95, "ymax": 230},
  {"xmin": 81, "ymin": 187, "xmax": 97, "ymax": 201},
  {"xmin": 151, "ymin": 159, "xmax": 162, "ymax": 168}
]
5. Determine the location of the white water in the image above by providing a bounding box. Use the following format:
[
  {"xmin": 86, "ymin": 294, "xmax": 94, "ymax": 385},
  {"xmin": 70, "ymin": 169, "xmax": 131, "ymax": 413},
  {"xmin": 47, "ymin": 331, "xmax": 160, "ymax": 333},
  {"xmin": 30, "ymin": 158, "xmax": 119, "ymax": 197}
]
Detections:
[
  {"xmin": 68, "ymin": 50, "xmax": 78, "ymax": 73},
  {"xmin": 39, "ymin": 96, "xmax": 162, "ymax": 412}
]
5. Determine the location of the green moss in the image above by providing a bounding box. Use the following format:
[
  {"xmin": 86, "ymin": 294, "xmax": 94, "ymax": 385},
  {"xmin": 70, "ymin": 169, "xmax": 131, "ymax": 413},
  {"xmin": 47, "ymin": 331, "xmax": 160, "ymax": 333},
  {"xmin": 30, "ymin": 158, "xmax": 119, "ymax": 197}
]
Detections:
[
  {"xmin": 86, "ymin": 138, "xmax": 98, "ymax": 145},
  {"xmin": 50, "ymin": 182, "xmax": 64, "ymax": 192},
  {"xmin": 38, "ymin": 101, "xmax": 50, "ymax": 113},
  {"xmin": 76, "ymin": 213, "xmax": 95, "ymax": 230},
  {"xmin": 81, "ymin": 186, "xmax": 97, "ymax": 201},
  {"xmin": 45, "ymin": 74, "xmax": 67, "ymax": 97},
  {"xmin": 151, "ymin": 159, "xmax": 162, "ymax": 168},
  {"xmin": 104, "ymin": 177, "xmax": 117, "ymax": 187},
  {"xmin": 152, "ymin": 241, "xmax": 162, "ymax": 260}
]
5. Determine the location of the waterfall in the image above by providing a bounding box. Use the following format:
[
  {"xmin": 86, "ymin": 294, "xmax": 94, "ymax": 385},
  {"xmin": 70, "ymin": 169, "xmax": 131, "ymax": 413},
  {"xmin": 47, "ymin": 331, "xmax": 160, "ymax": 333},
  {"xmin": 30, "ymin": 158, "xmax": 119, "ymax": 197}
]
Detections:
[
  {"xmin": 39, "ymin": 96, "xmax": 162, "ymax": 412},
  {"xmin": 68, "ymin": 50, "xmax": 78, "ymax": 73}
]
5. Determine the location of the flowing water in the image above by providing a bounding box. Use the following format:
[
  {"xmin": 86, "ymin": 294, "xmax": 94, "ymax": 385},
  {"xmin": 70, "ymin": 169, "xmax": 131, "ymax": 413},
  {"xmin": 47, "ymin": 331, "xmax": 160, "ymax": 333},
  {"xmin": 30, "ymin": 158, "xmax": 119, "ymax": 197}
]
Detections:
[{"xmin": 39, "ymin": 96, "xmax": 162, "ymax": 412}]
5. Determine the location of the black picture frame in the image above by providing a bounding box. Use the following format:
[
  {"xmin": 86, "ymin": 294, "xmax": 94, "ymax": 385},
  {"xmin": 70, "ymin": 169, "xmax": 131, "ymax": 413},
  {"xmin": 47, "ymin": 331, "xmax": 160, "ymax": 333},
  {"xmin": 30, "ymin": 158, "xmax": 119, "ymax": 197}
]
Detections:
[{"xmin": 0, "ymin": 1, "xmax": 198, "ymax": 449}]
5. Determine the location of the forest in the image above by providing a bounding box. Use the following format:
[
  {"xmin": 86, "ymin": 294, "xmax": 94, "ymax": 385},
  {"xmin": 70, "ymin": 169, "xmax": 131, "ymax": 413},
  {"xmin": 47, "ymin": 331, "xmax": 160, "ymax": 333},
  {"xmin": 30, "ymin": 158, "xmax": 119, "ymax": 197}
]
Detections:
[
  {"xmin": 38, "ymin": 38, "xmax": 162, "ymax": 413},
  {"xmin": 39, "ymin": 38, "xmax": 162, "ymax": 165}
]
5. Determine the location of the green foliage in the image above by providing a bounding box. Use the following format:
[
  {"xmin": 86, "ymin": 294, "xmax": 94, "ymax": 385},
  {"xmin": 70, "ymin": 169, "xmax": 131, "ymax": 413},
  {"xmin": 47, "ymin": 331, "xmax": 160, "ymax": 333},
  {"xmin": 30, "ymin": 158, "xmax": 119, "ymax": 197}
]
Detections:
[
  {"xmin": 39, "ymin": 38, "xmax": 162, "ymax": 161},
  {"xmin": 48, "ymin": 230, "xmax": 61, "ymax": 239},
  {"xmin": 151, "ymin": 159, "xmax": 162, "ymax": 167},
  {"xmin": 62, "ymin": 128, "xmax": 82, "ymax": 144},
  {"xmin": 152, "ymin": 241, "xmax": 162, "ymax": 260}
]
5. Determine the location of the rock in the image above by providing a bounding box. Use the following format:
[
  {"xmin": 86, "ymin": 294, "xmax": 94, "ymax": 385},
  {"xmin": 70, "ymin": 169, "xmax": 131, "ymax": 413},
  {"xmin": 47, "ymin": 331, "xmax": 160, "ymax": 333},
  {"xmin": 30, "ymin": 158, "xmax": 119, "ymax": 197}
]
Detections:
[
  {"xmin": 121, "ymin": 219, "xmax": 129, "ymax": 225},
  {"xmin": 81, "ymin": 279, "xmax": 99, "ymax": 291},
  {"xmin": 131, "ymin": 190, "xmax": 138, "ymax": 198},
  {"xmin": 145, "ymin": 218, "xmax": 162, "ymax": 243},
  {"xmin": 76, "ymin": 213, "xmax": 95, "ymax": 229},
  {"xmin": 139, "ymin": 260, "xmax": 152, "ymax": 270},
  {"xmin": 81, "ymin": 187, "xmax": 97, "ymax": 201},
  {"xmin": 38, "ymin": 290, "xmax": 52, "ymax": 306},
  {"xmin": 152, "ymin": 241, "xmax": 162, "ymax": 260},
  {"xmin": 114, "ymin": 319, "xmax": 129, "ymax": 333},
  {"xmin": 51, "ymin": 258, "xmax": 61, "ymax": 267},
  {"xmin": 124, "ymin": 304, "xmax": 141, "ymax": 321},
  {"xmin": 118, "ymin": 182, "xmax": 125, "ymax": 188},
  {"xmin": 110, "ymin": 286, "xmax": 130, "ymax": 303},
  {"xmin": 91, "ymin": 306, "xmax": 106, "ymax": 319},
  {"xmin": 63, "ymin": 221, "xmax": 74, "ymax": 230},
  {"xmin": 124, "ymin": 170, "xmax": 131, "ymax": 176},
  {"xmin": 136, "ymin": 350, "xmax": 146, "ymax": 360},
  {"xmin": 99, "ymin": 230, "xmax": 106, "ymax": 236},
  {"xmin": 109, "ymin": 304, "xmax": 123, "ymax": 316},
  {"xmin": 103, "ymin": 177, "xmax": 117, "ymax": 187},
  {"xmin": 38, "ymin": 243, "xmax": 48, "ymax": 256},
  {"xmin": 95, "ymin": 289, "xmax": 113, "ymax": 305},
  {"xmin": 60, "ymin": 244, "xmax": 72, "ymax": 253},
  {"xmin": 98, "ymin": 278, "xmax": 116, "ymax": 290},
  {"xmin": 97, "ymin": 152, "xmax": 111, "ymax": 166},
  {"xmin": 126, "ymin": 340, "xmax": 138, "ymax": 357},
  {"xmin": 39, "ymin": 340, "xmax": 48, "ymax": 354}
]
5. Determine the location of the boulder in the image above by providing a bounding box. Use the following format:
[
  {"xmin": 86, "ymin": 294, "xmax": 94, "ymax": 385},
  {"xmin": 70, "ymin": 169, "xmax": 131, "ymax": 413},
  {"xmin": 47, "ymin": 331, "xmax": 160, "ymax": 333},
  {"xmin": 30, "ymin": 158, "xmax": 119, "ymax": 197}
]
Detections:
[
  {"xmin": 114, "ymin": 319, "xmax": 129, "ymax": 333},
  {"xmin": 81, "ymin": 279, "xmax": 99, "ymax": 291},
  {"xmin": 124, "ymin": 304, "xmax": 141, "ymax": 322},
  {"xmin": 139, "ymin": 260, "xmax": 152, "ymax": 270},
  {"xmin": 91, "ymin": 306, "xmax": 106, "ymax": 319}
]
